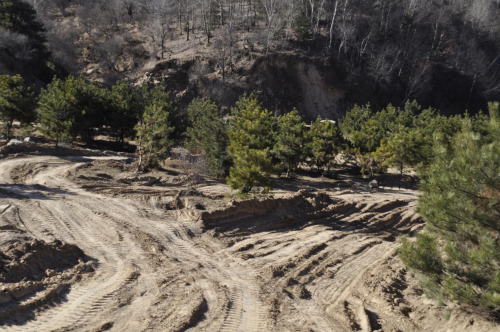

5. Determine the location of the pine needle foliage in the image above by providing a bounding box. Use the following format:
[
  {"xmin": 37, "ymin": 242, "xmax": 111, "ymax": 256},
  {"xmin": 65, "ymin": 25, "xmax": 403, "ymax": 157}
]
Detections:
[
  {"xmin": 0, "ymin": 74, "xmax": 36, "ymax": 139},
  {"xmin": 400, "ymin": 102, "xmax": 500, "ymax": 309},
  {"xmin": 306, "ymin": 116, "xmax": 341, "ymax": 173},
  {"xmin": 227, "ymin": 94, "xmax": 275, "ymax": 194},
  {"xmin": 0, "ymin": 0, "xmax": 48, "ymax": 57},
  {"xmin": 135, "ymin": 86, "xmax": 176, "ymax": 172},
  {"xmin": 272, "ymin": 109, "xmax": 306, "ymax": 177},
  {"xmin": 186, "ymin": 98, "xmax": 231, "ymax": 178},
  {"xmin": 37, "ymin": 76, "xmax": 77, "ymax": 147},
  {"xmin": 108, "ymin": 80, "xmax": 142, "ymax": 147}
]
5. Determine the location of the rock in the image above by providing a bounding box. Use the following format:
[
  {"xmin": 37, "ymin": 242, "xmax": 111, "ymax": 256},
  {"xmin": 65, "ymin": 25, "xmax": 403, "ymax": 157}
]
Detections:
[
  {"xmin": 46, "ymin": 269, "xmax": 56, "ymax": 277},
  {"xmin": 7, "ymin": 139, "xmax": 24, "ymax": 145},
  {"xmin": 369, "ymin": 180, "xmax": 379, "ymax": 189},
  {"xmin": 393, "ymin": 297, "xmax": 403, "ymax": 305}
]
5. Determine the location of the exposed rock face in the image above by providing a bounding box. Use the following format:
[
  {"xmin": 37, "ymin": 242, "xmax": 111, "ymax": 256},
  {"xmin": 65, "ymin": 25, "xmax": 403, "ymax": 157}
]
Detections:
[{"xmin": 141, "ymin": 55, "xmax": 346, "ymax": 122}]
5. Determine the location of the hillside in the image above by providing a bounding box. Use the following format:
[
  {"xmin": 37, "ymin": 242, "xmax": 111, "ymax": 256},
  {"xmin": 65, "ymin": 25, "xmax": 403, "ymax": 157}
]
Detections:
[{"xmin": 3, "ymin": 0, "xmax": 500, "ymax": 118}]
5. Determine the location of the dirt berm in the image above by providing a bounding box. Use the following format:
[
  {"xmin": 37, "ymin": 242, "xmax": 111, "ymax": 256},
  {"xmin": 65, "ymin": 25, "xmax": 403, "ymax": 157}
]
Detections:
[{"xmin": 200, "ymin": 190, "xmax": 334, "ymax": 232}]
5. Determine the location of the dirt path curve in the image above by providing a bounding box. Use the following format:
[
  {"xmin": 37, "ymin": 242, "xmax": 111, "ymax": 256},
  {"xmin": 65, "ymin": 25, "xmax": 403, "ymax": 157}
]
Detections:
[{"xmin": 0, "ymin": 156, "xmax": 268, "ymax": 332}]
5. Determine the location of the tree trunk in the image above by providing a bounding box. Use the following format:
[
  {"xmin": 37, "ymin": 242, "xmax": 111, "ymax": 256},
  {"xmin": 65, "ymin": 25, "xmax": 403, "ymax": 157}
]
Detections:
[
  {"xmin": 120, "ymin": 130, "xmax": 124, "ymax": 149},
  {"xmin": 222, "ymin": 60, "xmax": 225, "ymax": 81},
  {"xmin": 136, "ymin": 141, "xmax": 142, "ymax": 173},
  {"xmin": 56, "ymin": 128, "xmax": 59, "ymax": 150},
  {"xmin": 6, "ymin": 119, "xmax": 13, "ymax": 140},
  {"xmin": 329, "ymin": 0, "xmax": 340, "ymax": 50},
  {"xmin": 179, "ymin": 0, "xmax": 183, "ymax": 34}
]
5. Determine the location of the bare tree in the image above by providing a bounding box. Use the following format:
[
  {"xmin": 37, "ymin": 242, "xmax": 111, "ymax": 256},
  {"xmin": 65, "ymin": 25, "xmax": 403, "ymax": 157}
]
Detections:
[
  {"xmin": 122, "ymin": 0, "xmax": 135, "ymax": 22},
  {"xmin": 214, "ymin": 25, "xmax": 234, "ymax": 81},
  {"xmin": 403, "ymin": 62, "xmax": 431, "ymax": 103},
  {"xmin": 97, "ymin": 35, "xmax": 126, "ymax": 71},
  {"xmin": 144, "ymin": 0, "xmax": 174, "ymax": 58},
  {"xmin": 261, "ymin": 0, "xmax": 292, "ymax": 53},
  {"xmin": 328, "ymin": 0, "xmax": 340, "ymax": 50},
  {"xmin": 200, "ymin": 0, "xmax": 214, "ymax": 43}
]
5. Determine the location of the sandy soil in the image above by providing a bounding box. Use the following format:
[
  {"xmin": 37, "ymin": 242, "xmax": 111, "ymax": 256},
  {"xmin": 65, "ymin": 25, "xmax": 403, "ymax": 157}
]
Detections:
[{"xmin": 0, "ymin": 155, "xmax": 498, "ymax": 332}]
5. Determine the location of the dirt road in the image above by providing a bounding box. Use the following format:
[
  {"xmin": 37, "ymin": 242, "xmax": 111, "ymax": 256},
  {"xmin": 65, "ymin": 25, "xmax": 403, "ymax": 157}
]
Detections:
[{"xmin": 0, "ymin": 156, "xmax": 497, "ymax": 332}]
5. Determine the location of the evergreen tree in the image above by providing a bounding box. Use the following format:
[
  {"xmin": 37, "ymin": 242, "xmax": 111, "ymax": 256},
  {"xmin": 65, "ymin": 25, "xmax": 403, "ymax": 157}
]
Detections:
[
  {"xmin": 306, "ymin": 117, "xmax": 340, "ymax": 174},
  {"xmin": 108, "ymin": 81, "xmax": 141, "ymax": 148},
  {"xmin": 227, "ymin": 94, "xmax": 275, "ymax": 194},
  {"xmin": 69, "ymin": 77, "xmax": 108, "ymax": 146},
  {"xmin": 37, "ymin": 76, "xmax": 76, "ymax": 148},
  {"xmin": 0, "ymin": 0, "xmax": 48, "ymax": 57},
  {"xmin": 186, "ymin": 98, "xmax": 231, "ymax": 178},
  {"xmin": 399, "ymin": 102, "xmax": 500, "ymax": 309},
  {"xmin": 38, "ymin": 75, "xmax": 108, "ymax": 147},
  {"xmin": 0, "ymin": 74, "xmax": 36, "ymax": 139},
  {"xmin": 340, "ymin": 102, "xmax": 416, "ymax": 154},
  {"xmin": 272, "ymin": 109, "xmax": 306, "ymax": 177},
  {"xmin": 338, "ymin": 103, "xmax": 373, "ymax": 152},
  {"xmin": 373, "ymin": 106, "xmax": 464, "ymax": 174},
  {"xmin": 374, "ymin": 128, "xmax": 430, "ymax": 174},
  {"xmin": 135, "ymin": 88, "xmax": 176, "ymax": 172},
  {"xmin": 140, "ymin": 83, "xmax": 186, "ymax": 142}
]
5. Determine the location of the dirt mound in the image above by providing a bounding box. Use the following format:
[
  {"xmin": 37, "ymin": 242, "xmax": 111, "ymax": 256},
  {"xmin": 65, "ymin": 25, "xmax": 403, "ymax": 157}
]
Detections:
[
  {"xmin": 199, "ymin": 191, "xmax": 420, "ymax": 241},
  {"xmin": 0, "ymin": 142, "xmax": 130, "ymax": 159},
  {"xmin": 0, "ymin": 239, "xmax": 86, "ymax": 283},
  {"xmin": 0, "ymin": 195, "xmax": 93, "ymax": 324},
  {"xmin": 0, "ymin": 234, "xmax": 94, "ymax": 324},
  {"xmin": 200, "ymin": 190, "xmax": 332, "ymax": 233}
]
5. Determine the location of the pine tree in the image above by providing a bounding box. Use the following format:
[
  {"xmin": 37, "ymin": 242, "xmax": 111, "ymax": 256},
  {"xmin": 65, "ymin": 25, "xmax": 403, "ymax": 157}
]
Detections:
[
  {"xmin": 340, "ymin": 102, "xmax": 415, "ymax": 154},
  {"xmin": 272, "ymin": 109, "xmax": 306, "ymax": 177},
  {"xmin": 0, "ymin": 74, "xmax": 36, "ymax": 139},
  {"xmin": 399, "ymin": 102, "xmax": 500, "ymax": 309},
  {"xmin": 339, "ymin": 103, "xmax": 373, "ymax": 152},
  {"xmin": 135, "ymin": 88, "xmax": 176, "ymax": 172},
  {"xmin": 306, "ymin": 117, "xmax": 340, "ymax": 174},
  {"xmin": 0, "ymin": 0, "xmax": 48, "ymax": 57},
  {"xmin": 140, "ymin": 83, "xmax": 186, "ymax": 141},
  {"xmin": 38, "ymin": 75, "xmax": 109, "ymax": 147},
  {"xmin": 294, "ymin": 9, "xmax": 311, "ymax": 41},
  {"xmin": 227, "ymin": 95, "xmax": 275, "ymax": 194},
  {"xmin": 186, "ymin": 98, "xmax": 231, "ymax": 178},
  {"xmin": 374, "ymin": 128, "xmax": 430, "ymax": 174},
  {"xmin": 69, "ymin": 77, "xmax": 108, "ymax": 146},
  {"xmin": 37, "ymin": 76, "xmax": 76, "ymax": 148},
  {"xmin": 108, "ymin": 81, "xmax": 141, "ymax": 148}
]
